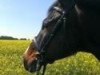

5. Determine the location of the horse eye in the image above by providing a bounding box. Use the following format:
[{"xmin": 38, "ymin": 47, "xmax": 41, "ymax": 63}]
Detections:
[
  {"xmin": 42, "ymin": 22, "xmax": 49, "ymax": 28},
  {"xmin": 43, "ymin": 24, "xmax": 48, "ymax": 28},
  {"xmin": 42, "ymin": 17, "xmax": 53, "ymax": 28}
]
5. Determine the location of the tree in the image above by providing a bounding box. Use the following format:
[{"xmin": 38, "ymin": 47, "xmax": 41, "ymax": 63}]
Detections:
[{"xmin": 0, "ymin": 36, "xmax": 18, "ymax": 40}]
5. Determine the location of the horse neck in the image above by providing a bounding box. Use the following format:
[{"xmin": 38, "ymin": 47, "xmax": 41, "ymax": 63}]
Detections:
[{"xmin": 75, "ymin": 4, "xmax": 100, "ymax": 52}]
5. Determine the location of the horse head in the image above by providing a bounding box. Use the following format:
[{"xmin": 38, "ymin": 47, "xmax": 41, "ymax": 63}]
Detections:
[{"xmin": 23, "ymin": 0, "xmax": 100, "ymax": 74}]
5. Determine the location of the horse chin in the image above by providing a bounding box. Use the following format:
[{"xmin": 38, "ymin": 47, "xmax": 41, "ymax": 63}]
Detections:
[
  {"xmin": 28, "ymin": 60, "xmax": 38, "ymax": 72},
  {"xmin": 23, "ymin": 59, "xmax": 38, "ymax": 73}
]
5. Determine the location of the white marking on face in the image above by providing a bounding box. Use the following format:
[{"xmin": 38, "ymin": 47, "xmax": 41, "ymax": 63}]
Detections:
[{"xmin": 24, "ymin": 46, "xmax": 30, "ymax": 54}]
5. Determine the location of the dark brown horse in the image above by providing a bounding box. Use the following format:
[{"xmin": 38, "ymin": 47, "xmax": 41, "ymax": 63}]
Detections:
[{"xmin": 23, "ymin": 0, "xmax": 100, "ymax": 74}]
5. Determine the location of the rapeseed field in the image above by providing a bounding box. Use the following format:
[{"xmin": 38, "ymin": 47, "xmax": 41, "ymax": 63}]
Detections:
[{"xmin": 0, "ymin": 40, "xmax": 100, "ymax": 75}]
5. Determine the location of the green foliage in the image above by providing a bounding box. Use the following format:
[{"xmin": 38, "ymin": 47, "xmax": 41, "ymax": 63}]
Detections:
[
  {"xmin": 0, "ymin": 36, "xmax": 18, "ymax": 40},
  {"xmin": 0, "ymin": 40, "xmax": 100, "ymax": 75}
]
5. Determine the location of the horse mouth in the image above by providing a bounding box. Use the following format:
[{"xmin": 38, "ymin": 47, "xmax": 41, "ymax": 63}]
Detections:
[
  {"xmin": 23, "ymin": 58, "xmax": 38, "ymax": 72},
  {"xmin": 28, "ymin": 60, "xmax": 38, "ymax": 72}
]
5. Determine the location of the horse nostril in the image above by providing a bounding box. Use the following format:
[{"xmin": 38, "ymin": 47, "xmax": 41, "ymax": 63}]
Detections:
[
  {"xmin": 35, "ymin": 51, "xmax": 40, "ymax": 55},
  {"xmin": 34, "ymin": 51, "xmax": 40, "ymax": 58}
]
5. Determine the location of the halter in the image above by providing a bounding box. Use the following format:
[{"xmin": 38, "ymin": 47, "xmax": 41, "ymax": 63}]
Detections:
[{"xmin": 34, "ymin": 0, "xmax": 75, "ymax": 75}]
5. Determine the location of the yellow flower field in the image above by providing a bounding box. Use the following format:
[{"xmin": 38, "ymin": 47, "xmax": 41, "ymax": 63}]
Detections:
[{"xmin": 0, "ymin": 40, "xmax": 100, "ymax": 75}]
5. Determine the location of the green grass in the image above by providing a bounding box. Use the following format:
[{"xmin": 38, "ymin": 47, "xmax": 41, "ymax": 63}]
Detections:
[{"xmin": 0, "ymin": 40, "xmax": 100, "ymax": 75}]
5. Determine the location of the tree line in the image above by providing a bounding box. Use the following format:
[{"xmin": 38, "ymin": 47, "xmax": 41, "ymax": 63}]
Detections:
[{"xmin": 0, "ymin": 36, "xmax": 27, "ymax": 40}]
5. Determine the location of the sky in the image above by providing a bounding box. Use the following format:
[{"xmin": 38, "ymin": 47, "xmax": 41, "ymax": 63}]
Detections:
[{"xmin": 0, "ymin": 0, "xmax": 54, "ymax": 39}]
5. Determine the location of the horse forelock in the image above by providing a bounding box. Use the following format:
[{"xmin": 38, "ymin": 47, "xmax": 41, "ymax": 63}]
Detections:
[{"xmin": 42, "ymin": 2, "xmax": 61, "ymax": 29}]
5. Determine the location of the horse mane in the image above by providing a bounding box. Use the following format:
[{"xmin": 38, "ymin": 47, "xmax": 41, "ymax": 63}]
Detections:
[{"xmin": 76, "ymin": 0, "xmax": 100, "ymax": 12}]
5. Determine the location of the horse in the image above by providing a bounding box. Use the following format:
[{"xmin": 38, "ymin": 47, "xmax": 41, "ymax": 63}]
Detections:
[{"xmin": 23, "ymin": 0, "xmax": 100, "ymax": 74}]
